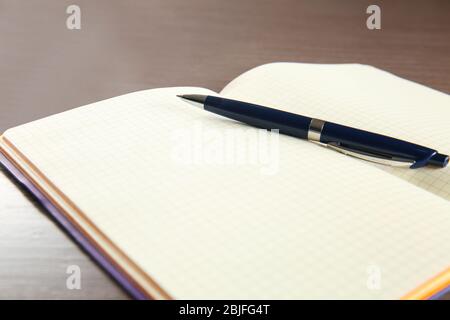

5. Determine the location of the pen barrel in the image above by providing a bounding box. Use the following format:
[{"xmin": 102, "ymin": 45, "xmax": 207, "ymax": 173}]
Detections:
[
  {"xmin": 204, "ymin": 96, "xmax": 312, "ymax": 139},
  {"xmin": 320, "ymin": 122, "xmax": 445, "ymax": 167},
  {"xmin": 202, "ymin": 96, "xmax": 448, "ymax": 168}
]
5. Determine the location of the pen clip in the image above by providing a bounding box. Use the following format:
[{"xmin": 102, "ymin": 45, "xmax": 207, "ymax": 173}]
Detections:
[{"xmin": 313, "ymin": 141, "xmax": 415, "ymax": 167}]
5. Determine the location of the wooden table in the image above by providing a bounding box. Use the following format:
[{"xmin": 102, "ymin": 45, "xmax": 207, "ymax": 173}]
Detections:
[{"xmin": 0, "ymin": 0, "xmax": 449, "ymax": 299}]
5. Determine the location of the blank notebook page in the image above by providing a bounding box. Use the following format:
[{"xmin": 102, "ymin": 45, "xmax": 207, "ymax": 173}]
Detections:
[
  {"xmin": 221, "ymin": 63, "xmax": 450, "ymax": 201},
  {"xmin": 3, "ymin": 87, "xmax": 450, "ymax": 299}
]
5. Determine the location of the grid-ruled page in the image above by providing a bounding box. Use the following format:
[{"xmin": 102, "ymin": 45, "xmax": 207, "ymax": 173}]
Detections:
[
  {"xmin": 221, "ymin": 63, "xmax": 450, "ymax": 201},
  {"xmin": 3, "ymin": 87, "xmax": 450, "ymax": 299}
]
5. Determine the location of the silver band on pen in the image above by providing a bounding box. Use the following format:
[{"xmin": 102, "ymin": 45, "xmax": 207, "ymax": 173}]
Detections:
[{"xmin": 307, "ymin": 118, "xmax": 326, "ymax": 142}]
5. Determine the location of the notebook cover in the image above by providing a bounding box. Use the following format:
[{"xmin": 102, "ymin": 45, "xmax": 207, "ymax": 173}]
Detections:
[
  {"xmin": 0, "ymin": 149, "xmax": 448, "ymax": 300},
  {"xmin": 0, "ymin": 151, "xmax": 147, "ymax": 300}
]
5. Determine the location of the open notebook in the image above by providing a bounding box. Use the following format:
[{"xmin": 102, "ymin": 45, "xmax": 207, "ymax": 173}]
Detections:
[{"xmin": 1, "ymin": 63, "xmax": 449, "ymax": 299}]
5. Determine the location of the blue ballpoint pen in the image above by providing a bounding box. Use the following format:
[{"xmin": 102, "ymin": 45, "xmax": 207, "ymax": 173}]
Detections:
[{"xmin": 177, "ymin": 94, "xmax": 448, "ymax": 169}]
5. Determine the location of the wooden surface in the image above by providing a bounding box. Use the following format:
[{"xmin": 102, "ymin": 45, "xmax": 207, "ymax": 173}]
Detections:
[{"xmin": 0, "ymin": 0, "xmax": 449, "ymax": 299}]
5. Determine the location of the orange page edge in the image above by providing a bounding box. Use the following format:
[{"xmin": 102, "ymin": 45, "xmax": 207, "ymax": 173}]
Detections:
[{"xmin": 0, "ymin": 135, "xmax": 172, "ymax": 300}]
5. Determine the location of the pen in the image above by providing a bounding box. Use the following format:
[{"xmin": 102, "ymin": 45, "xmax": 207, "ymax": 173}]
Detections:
[{"xmin": 177, "ymin": 94, "xmax": 448, "ymax": 169}]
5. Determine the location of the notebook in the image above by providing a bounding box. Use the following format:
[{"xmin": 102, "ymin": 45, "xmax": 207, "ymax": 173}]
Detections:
[{"xmin": 1, "ymin": 62, "xmax": 449, "ymax": 299}]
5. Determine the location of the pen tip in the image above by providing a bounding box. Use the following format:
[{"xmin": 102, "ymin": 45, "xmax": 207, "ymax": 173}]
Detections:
[{"xmin": 176, "ymin": 94, "xmax": 206, "ymax": 108}]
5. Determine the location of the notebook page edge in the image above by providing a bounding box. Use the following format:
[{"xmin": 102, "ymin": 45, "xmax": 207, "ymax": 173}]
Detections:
[{"xmin": 0, "ymin": 135, "xmax": 172, "ymax": 299}]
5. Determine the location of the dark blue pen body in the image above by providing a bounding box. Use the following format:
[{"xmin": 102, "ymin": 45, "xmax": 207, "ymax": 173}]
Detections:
[
  {"xmin": 205, "ymin": 96, "xmax": 312, "ymax": 139},
  {"xmin": 203, "ymin": 96, "xmax": 448, "ymax": 168}
]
